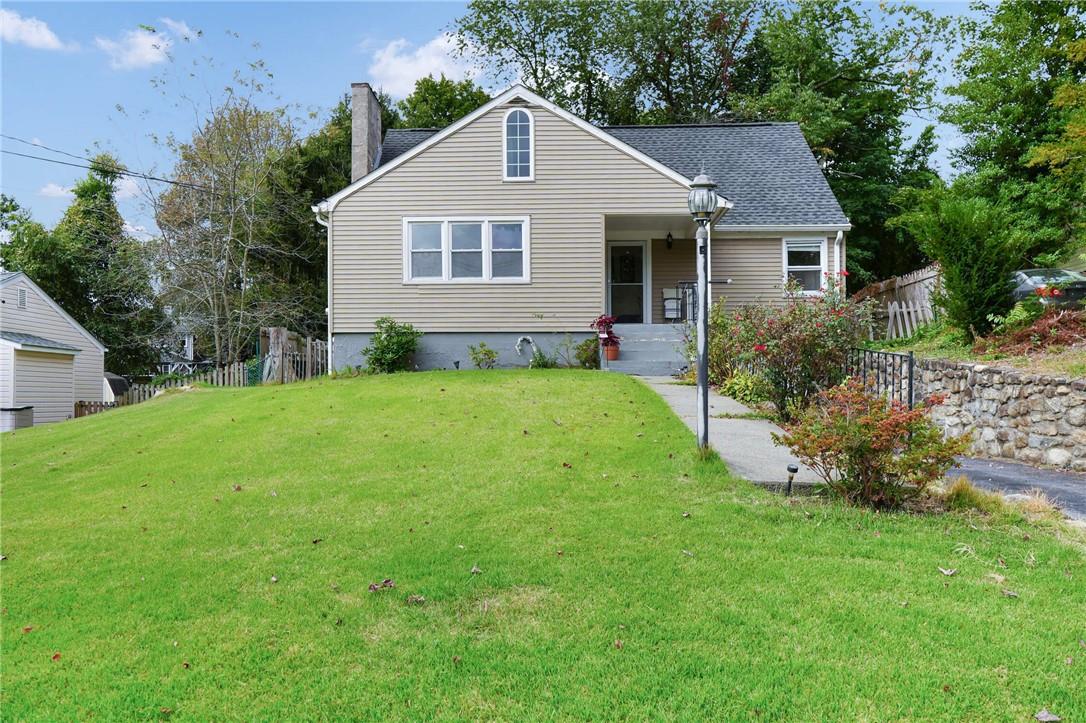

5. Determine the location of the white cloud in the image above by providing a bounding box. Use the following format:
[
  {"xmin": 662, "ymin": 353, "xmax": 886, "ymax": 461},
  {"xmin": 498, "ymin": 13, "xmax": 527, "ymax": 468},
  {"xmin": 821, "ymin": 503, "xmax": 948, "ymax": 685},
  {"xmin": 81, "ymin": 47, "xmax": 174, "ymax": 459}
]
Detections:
[
  {"xmin": 0, "ymin": 9, "xmax": 75, "ymax": 51},
  {"xmin": 38, "ymin": 182, "xmax": 73, "ymax": 198},
  {"xmin": 116, "ymin": 176, "xmax": 142, "ymax": 199},
  {"xmin": 96, "ymin": 26, "xmax": 172, "ymax": 70},
  {"xmin": 159, "ymin": 17, "xmax": 197, "ymax": 42},
  {"xmin": 367, "ymin": 33, "xmax": 478, "ymax": 98}
]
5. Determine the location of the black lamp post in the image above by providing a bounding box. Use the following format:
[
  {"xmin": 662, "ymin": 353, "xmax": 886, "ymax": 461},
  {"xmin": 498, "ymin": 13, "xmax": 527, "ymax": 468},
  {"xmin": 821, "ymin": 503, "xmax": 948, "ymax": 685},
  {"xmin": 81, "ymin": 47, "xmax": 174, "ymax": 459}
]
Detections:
[{"xmin": 687, "ymin": 173, "xmax": 722, "ymax": 451}]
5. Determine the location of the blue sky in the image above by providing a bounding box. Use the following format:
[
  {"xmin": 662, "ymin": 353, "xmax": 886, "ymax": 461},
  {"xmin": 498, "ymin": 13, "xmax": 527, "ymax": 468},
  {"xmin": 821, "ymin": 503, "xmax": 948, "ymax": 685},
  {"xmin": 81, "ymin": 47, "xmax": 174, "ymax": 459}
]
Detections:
[{"xmin": 1, "ymin": 1, "xmax": 969, "ymax": 232}]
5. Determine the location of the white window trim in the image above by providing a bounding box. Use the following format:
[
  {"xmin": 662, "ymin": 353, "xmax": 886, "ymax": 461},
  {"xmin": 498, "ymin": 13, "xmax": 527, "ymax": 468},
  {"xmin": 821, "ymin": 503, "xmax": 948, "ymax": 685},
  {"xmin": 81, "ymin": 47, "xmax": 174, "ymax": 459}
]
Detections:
[
  {"xmin": 502, "ymin": 107, "xmax": 535, "ymax": 182},
  {"xmin": 403, "ymin": 216, "xmax": 531, "ymax": 285},
  {"xmin": 781, "ymin": 237, "xmax": 828, "ymax": 296}
]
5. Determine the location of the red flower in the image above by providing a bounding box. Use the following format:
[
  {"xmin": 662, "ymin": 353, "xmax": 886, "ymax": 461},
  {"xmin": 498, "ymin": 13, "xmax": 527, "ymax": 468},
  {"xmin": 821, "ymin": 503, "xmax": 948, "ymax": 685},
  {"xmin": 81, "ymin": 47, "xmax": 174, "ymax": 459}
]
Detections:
[
  {"xmin": 753, "ymin": 343, "xmax": 767, "ymax": 353},
  {"xmin": 840, "ymin": 269, "xmax": 850, "ymax": 277}
]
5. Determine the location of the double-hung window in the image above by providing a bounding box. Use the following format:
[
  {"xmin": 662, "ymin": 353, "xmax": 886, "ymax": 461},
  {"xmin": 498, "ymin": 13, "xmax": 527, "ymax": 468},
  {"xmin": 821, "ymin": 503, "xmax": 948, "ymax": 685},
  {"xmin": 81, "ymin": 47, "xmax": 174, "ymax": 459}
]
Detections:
[
  {"xmin": 783, "ymin": 238, "xmax": 826, "ymax": 294},
  {"xmin": 503, "ymin": 109, "xmax": 533, "ymax": 181},
  {"xmin": 405, "ymin": 218, "xmax": 530, "ymax": 283}
]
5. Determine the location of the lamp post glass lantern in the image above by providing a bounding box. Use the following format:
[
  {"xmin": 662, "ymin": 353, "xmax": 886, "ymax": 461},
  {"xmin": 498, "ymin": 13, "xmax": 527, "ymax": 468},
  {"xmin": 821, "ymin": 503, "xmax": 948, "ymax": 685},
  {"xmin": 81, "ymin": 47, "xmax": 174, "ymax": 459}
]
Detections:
[{"xmin": 688, "ymin": 173, "xmax": 720, "ymax": 451}]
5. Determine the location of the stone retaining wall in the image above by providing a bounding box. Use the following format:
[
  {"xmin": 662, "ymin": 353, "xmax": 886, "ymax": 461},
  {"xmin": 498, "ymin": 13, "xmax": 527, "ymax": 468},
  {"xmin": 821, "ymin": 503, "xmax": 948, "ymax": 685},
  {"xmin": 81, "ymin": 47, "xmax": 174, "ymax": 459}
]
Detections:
[{"xmin": 917, "ymin": 359, "xmax": 1086, "ymax": 471}]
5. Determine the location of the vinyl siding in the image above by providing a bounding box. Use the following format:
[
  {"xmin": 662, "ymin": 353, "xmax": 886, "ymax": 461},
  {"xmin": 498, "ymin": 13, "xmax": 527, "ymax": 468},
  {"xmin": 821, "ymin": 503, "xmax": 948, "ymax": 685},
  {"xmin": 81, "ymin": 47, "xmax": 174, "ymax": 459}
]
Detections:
[
  {"xmin": 331, "ymin": 102, "xmax": 690, "ymax": 333},
  {"xmin": 710, "ymin": 234, "xmax": 839, "ymax": 308},
  {"xmin": 649, "ymin": 238, "xmax": 695, "ymax": 323},
  {"xmin": 0, "ymin": 277, "xmax": 104, "ymax": 403},
  {"xmin": 0, "ymin": 346, "xmax": 12, "ymax": 407},
  {"xmin": 14, "ymin": 351, "xmax": 74, "ymax": 423}
]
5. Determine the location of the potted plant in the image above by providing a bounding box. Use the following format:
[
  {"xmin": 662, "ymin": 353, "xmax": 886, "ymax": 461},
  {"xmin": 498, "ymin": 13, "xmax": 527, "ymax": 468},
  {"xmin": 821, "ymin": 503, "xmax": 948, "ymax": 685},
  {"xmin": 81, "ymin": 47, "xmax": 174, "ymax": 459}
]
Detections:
[{"xmin": 592, "ymin": 314, "xmax": 621, "ymax": 361}]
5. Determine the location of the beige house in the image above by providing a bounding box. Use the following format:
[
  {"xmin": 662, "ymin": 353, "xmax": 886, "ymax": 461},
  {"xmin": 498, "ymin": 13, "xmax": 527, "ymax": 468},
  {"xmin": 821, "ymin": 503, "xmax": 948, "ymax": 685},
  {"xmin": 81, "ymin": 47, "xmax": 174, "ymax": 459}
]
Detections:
[
  {"xmin": 0, "ymin": 272, "xmax": 105, "ymax": 427},
  {"xmin": 314, "ymin": 84, "xmax": 850, "ymax": 373}
]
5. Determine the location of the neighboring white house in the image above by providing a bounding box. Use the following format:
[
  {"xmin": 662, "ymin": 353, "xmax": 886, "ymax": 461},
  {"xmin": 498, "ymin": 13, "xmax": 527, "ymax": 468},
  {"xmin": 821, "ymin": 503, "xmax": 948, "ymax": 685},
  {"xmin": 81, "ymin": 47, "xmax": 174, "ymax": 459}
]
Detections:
[{"xmin": 0, "ymin": 272, "xmax": 106, "ymax": 426}]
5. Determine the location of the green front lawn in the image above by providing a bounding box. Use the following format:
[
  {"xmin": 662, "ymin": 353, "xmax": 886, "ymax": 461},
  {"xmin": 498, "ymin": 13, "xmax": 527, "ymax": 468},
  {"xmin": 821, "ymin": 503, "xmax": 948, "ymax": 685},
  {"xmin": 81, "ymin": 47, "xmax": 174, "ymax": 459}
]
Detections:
[{"xmin": 2, "ymin": 371, "xmax": 1083, "ymax": 719}]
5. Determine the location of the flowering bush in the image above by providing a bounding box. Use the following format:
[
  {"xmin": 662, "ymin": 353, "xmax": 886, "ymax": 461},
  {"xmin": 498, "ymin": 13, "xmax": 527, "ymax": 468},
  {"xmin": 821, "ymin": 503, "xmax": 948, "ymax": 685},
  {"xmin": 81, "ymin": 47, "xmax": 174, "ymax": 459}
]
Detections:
[
  {"xmin": 773, "ymin": 379, "xmax": 970, "ymax": 509},
  {"xmin": 704, "ymin": 276, "xmax": 870, "ymax": 420},
  {"xmin": 591, "ymin": 314, "xmax": 621, "ymax": 348}
]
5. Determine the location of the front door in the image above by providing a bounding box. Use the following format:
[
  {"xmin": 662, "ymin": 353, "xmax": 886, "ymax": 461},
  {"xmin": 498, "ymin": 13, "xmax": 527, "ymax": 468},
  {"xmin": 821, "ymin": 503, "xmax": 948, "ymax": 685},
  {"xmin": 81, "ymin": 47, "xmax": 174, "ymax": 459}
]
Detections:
[{"xmin": 608, "ymin": 243, "xmax": 645, "ymax": 323}]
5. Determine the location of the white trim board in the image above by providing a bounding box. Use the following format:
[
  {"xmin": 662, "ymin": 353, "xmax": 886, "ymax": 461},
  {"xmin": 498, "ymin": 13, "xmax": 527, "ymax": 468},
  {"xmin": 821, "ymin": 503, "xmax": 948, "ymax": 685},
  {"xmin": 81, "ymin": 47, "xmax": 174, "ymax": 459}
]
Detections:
[
  {"xmin": 318, "ymin": 85, "xmax": 699, "ymax": 214},
  {"xmin": 0, "ymin": 272, "xmax": 107, "ymax": 352},
  {"xmin": 715, "ymin": 223, "xmax": 851, "ymax": 234}
]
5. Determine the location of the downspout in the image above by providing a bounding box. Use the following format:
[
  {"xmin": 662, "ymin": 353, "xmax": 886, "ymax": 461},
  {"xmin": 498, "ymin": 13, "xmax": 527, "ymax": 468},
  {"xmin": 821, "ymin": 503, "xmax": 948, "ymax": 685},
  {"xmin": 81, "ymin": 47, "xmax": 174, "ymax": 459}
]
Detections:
[
  {"xmin": 834, "ymin": 229, "xmax": 844, "ymax": 278},
  {"xmin": 313, "ymin": 201, "xmax": 332, "ymax": 372}
]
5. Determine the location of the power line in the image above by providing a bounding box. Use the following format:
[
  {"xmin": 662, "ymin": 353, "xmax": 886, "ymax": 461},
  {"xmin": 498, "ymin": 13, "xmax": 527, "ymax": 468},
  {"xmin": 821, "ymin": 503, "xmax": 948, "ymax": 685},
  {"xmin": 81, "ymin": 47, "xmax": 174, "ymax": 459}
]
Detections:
[{"xmin": 1, "ymin": 139, "xmax": 210, "ymax": 192}]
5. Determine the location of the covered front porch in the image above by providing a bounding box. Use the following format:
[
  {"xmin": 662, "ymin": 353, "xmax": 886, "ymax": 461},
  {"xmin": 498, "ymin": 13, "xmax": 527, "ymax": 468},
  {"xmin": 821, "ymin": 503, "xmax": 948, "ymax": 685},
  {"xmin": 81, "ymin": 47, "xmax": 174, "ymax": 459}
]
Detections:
[{"xmin": 604, "ymin": 214, "xmax": 701, "ymax": 326}]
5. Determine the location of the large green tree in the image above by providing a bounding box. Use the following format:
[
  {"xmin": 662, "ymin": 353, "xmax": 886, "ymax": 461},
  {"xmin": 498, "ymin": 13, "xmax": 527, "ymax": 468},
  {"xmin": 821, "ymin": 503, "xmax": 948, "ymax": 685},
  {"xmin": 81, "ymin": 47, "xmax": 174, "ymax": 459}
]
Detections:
[
  {"xmin": 942, "ymin": 1, "xmax": 1086, "ymax": 260},
  {"xmin": 396, "ymin": 74, "xmax": 490, "ymax": 128},
  {"xmin": 0, "ymin": 159, "xmax": 164, "ymax": 374}
]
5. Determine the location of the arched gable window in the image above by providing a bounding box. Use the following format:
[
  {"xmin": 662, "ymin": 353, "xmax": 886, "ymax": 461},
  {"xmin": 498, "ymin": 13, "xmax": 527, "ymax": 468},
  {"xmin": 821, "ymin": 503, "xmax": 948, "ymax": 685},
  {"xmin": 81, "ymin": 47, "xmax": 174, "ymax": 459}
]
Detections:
[{"xmin": 503, "ymin": 108, "xmax": 534, "ymax": 181}]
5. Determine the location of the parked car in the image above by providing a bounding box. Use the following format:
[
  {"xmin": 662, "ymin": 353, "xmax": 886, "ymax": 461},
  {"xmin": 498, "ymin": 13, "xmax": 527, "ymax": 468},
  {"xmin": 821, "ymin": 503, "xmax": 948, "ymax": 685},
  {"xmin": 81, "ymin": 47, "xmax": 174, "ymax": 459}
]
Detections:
[{"xmin": 1011, "ymin": 268, "xmax": 1086, "ymax": 307}]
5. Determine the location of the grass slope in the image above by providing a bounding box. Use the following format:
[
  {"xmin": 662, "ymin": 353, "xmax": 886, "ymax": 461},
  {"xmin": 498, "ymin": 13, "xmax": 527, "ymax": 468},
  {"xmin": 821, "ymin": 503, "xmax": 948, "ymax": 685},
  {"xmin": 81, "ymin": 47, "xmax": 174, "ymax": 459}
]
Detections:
[{"xmin": 2, "ymin": 371, "xmax": 1083, "ymax": 720}]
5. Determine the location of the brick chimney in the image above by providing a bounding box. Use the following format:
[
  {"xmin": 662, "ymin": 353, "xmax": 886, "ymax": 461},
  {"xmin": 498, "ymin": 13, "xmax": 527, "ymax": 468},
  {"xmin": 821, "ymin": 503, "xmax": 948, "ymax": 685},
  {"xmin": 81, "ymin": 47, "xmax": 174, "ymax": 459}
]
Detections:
[{"xmin": 351, "ymin": 82, "xmax": 382, "ymax": 182}]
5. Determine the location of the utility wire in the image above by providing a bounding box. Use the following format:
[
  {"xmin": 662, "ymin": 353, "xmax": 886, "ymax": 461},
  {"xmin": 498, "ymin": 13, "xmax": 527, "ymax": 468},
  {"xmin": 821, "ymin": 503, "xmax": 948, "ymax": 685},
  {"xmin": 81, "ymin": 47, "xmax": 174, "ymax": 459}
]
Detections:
[{"xmin": 1, "ymin": 136, "xmax": 210, "ymax": 192}]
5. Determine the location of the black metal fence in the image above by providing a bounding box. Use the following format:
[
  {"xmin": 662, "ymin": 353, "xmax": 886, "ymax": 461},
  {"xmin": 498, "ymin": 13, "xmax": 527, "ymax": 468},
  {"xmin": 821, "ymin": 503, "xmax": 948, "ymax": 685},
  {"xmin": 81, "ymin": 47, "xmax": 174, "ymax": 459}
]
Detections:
[{"xmin": 845, "ymin": 348, "xmax": 916, "ymax": 408}]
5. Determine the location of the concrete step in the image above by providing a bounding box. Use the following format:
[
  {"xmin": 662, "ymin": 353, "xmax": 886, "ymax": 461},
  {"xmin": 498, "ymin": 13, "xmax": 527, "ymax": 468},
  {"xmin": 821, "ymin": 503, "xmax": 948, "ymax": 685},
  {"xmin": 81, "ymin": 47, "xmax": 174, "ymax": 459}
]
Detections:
[
  {"xmin": 616, "ymin": 346, "xmax": 689, "ymax": 362},
  {"xmin": 606, "ymin": 359, "xmax": 688, "ymax": 377}
]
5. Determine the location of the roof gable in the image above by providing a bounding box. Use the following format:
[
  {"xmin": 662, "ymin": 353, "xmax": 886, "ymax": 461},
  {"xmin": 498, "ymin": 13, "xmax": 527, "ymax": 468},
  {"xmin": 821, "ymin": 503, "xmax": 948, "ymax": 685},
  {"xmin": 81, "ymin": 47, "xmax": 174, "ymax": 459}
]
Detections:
[
  {"xmin": 317, "ymin": 85, "xmax": 696, "ymax": 214},
  {"xmin": 0, "ymin": 272, "xmax": 107, "ymax": 352}
]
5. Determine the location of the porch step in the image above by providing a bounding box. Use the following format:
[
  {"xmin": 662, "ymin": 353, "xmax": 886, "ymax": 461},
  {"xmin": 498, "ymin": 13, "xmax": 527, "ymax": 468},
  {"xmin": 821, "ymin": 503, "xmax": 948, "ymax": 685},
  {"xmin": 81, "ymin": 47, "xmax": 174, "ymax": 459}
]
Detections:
[
  {"xmin": 606, "ymin": 359, "xmax": 688, "ymax": 377},
  {"xmin": 606, "ymin": 324, "xmax": 689, "ymax": 377}
]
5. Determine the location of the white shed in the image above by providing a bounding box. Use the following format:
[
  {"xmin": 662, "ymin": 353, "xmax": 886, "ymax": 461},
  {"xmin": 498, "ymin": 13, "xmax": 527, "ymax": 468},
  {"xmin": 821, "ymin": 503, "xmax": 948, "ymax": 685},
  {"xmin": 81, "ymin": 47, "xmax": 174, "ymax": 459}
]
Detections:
[{"xmin": 0, "ymin": 272, "xmax": 106, "ymax": 426}]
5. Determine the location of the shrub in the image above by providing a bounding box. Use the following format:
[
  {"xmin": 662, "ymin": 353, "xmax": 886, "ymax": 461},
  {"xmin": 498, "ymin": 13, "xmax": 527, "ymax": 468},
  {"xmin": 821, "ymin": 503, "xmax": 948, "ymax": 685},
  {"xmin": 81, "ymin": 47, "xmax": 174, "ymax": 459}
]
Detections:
[
  {"xmin": 738, "ymin": 279, "xmax": 870, "ymax": 420},
  {"xmin": 773, "ymin": 379, "xmax": 970, "ymax": 509},
  {"xmin": 468, "ymin": 341, "xmax": 499, "ymax": 369},
  {"xmin": 363, "ymin": 317, "xmax": 423, "ymax": 373},
  {"xmin": 529, "ymin": 345, "xmax": 559, "ymax": 368},
  {"xmin": 892, "ymin": 186, "xmax": 1020, "ymax": 338},
  {"xmin": 574, "ymin": 336, "xmax": 600, "ymax": 369},
  {"xmin": 719, "ymin": 370, "xmax": 772, "ymax": 406}
]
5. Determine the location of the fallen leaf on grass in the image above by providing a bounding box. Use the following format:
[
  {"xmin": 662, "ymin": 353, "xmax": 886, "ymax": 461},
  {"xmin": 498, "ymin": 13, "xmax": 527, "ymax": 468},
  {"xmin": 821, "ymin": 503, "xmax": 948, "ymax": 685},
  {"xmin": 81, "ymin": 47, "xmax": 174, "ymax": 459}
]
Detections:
[
  {"xmin": 681, "ymin": 550, "xmax": 694, "ymax": 558},
  {"xmin": 470, "ymin": 565, "xmax": 482, "ymax": 575},
  {"xmin": 1001, "ymin": 588, "xmax": 1019, "ymax": 598},
  {"xmin": 51, "ymin": 652, "xmax": 61, "ymax": 661},
  {"xmin": 1035, "ymin": 709, "xmax": 1060, "ymax": 722},
  {"xmin": 182, "ymin": 661, "xmax": 190, "ymax": 669},
  {"xmin": 614, "ymin": 639, "xmax": 624, "ymax": 649},
  {"xmin": 938, "ymin": 567, "xmax": 958, "ymax": 576},
  {"xmin": 232, "ymin": 484, "xmax": 242, "ymax": 492},
  {"xmin": 22, "ymin": 625, "xmax": 32, "ymax": 634},
  {"xmin": 311, "ymin": 538, "xmax": 323, "ymax": 545},
  {"xmin": 270, "ymin": 576, "xmax": 278, "ymax": 584},
  {"xmin": 452, "ymin": 655, "xmax": 462, "ymax": 665},
  {"xmin": 406, "ymin": 595, "xmax": 426, "ymax": 606},
  {"xmin": 682, "ymin": 512, "xmax": 691, "ymax": 518},
  {"xmin": 985, "ymin": 573, "xmax": 1006, "ymax": 585},
  {"xmin": 368, "ymin": 579, "xmax": 396, "ymax": 592},
  {"xmin": 1066, "ymin": 657, "xmax": 1074, "ymax": 666},
  {"xmin": 561, "ymin": 462, "xmax": 572, "ymax": 469}
]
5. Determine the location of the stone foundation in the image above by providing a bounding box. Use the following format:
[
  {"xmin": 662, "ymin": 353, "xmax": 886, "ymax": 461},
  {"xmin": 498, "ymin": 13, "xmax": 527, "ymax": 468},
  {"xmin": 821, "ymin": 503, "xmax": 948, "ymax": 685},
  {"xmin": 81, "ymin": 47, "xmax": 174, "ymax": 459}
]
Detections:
[{"xmin": 917, "ymin": 359, "xmax": 1086, "ymax": 471}]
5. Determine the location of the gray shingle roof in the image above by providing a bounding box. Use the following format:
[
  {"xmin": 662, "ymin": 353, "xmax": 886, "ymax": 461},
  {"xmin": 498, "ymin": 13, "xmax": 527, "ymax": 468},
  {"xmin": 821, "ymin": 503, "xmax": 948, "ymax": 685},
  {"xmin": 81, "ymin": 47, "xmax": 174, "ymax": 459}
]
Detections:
[
  {"xmin": 0, "ymin": 331, "xmax": 81, "ymax": 352},
  {"xmin": 603, "ymin": 123, "xmax": 848, "ymax": 227},
  {"xmin": 378, "ymin": 120, "xmax": 847, "ymax": 227}
]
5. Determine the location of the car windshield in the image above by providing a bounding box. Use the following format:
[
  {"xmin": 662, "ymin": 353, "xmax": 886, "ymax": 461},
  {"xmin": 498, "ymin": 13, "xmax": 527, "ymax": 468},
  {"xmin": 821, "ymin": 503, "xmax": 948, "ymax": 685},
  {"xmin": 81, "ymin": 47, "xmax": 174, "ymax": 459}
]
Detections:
[{"xmin": 1021, "ymin": 269, "xmax": 1086, "ymax": 284}]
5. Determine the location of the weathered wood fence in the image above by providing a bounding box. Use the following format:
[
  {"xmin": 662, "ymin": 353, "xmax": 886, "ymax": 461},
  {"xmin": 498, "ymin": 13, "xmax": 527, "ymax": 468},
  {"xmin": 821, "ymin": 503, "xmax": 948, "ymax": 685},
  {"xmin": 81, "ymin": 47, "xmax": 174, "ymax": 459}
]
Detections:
[
  {"xmin": 854, "ymin": 264, "xmax": 941, "ymax": 340},
  {"xmin": 260, "ymin": 327, "xmax": 328, "ymax": 384}
]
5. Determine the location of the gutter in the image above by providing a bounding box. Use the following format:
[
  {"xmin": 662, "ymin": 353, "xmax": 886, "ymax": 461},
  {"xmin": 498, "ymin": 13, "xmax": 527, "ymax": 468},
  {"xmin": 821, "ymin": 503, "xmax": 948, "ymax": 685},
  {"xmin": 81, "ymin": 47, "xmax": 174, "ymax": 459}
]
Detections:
[
  {"xmin": 834, "ymin": 229, "xmax": 845, "ymax": 276},
  {"xmin": 312, "ymin": 201, "xmax": 332, "ymax": 372}
]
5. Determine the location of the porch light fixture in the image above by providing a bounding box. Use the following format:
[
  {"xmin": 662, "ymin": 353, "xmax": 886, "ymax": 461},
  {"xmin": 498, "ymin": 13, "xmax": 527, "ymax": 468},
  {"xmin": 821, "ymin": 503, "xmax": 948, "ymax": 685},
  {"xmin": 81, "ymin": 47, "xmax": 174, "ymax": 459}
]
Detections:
[
  {"xmin": 687, "ymin": 172, "xmax": 723, "ymax": 451},
  {"xmin": 687, "ymin": 173, "xmax": 718, "ymax": 221},
  {"xmin": 666, "ymin": 232, "xmax": 674, "ymax": 250}
]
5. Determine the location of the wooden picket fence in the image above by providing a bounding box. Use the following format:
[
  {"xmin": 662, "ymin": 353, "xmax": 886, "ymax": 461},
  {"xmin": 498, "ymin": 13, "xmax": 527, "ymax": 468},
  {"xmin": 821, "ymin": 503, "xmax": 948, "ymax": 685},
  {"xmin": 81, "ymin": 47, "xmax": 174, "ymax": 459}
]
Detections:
[
  {"xmin": 885, "ymin": 299, "xmax": 936, "ymax": 340},
  {"xmin": 74, "ymin": 401, "xmax": 116, "ymax": 418},
  {"xmin": 855, "ymin": 264, "xmax": 941, "ymax": 340}
]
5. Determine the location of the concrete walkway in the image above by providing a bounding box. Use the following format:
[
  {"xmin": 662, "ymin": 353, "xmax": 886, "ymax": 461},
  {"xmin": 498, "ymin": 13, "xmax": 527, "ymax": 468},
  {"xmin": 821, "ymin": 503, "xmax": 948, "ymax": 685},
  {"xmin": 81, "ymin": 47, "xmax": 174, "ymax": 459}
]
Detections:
[
  {"xmin": 641, "ymin": 376, "xmax": 1086, "ymax": 519},
  {"xmin": 640, "ymin": 376, "xmax": 820, "ymax": 487}
]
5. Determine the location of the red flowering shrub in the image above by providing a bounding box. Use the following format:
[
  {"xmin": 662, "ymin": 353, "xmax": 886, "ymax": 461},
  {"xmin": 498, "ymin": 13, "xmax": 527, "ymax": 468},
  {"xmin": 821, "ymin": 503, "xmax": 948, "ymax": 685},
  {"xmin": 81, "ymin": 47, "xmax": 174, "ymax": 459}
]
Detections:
[
  {"xmin": 726, "ymin": 276, "xmax": 870, "ymax": 420},
  {"xmin": 773, "ymin": 379, "xmax": 970, "ymax": 509}
]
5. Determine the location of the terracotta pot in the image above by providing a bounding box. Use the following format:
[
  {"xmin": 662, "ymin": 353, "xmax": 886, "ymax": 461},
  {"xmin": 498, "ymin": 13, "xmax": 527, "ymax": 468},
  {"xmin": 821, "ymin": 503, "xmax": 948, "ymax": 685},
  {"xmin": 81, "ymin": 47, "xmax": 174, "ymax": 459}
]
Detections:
[{"xmin": 604, "ymin": 345, "xmax": 620, "ymax": 361}]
